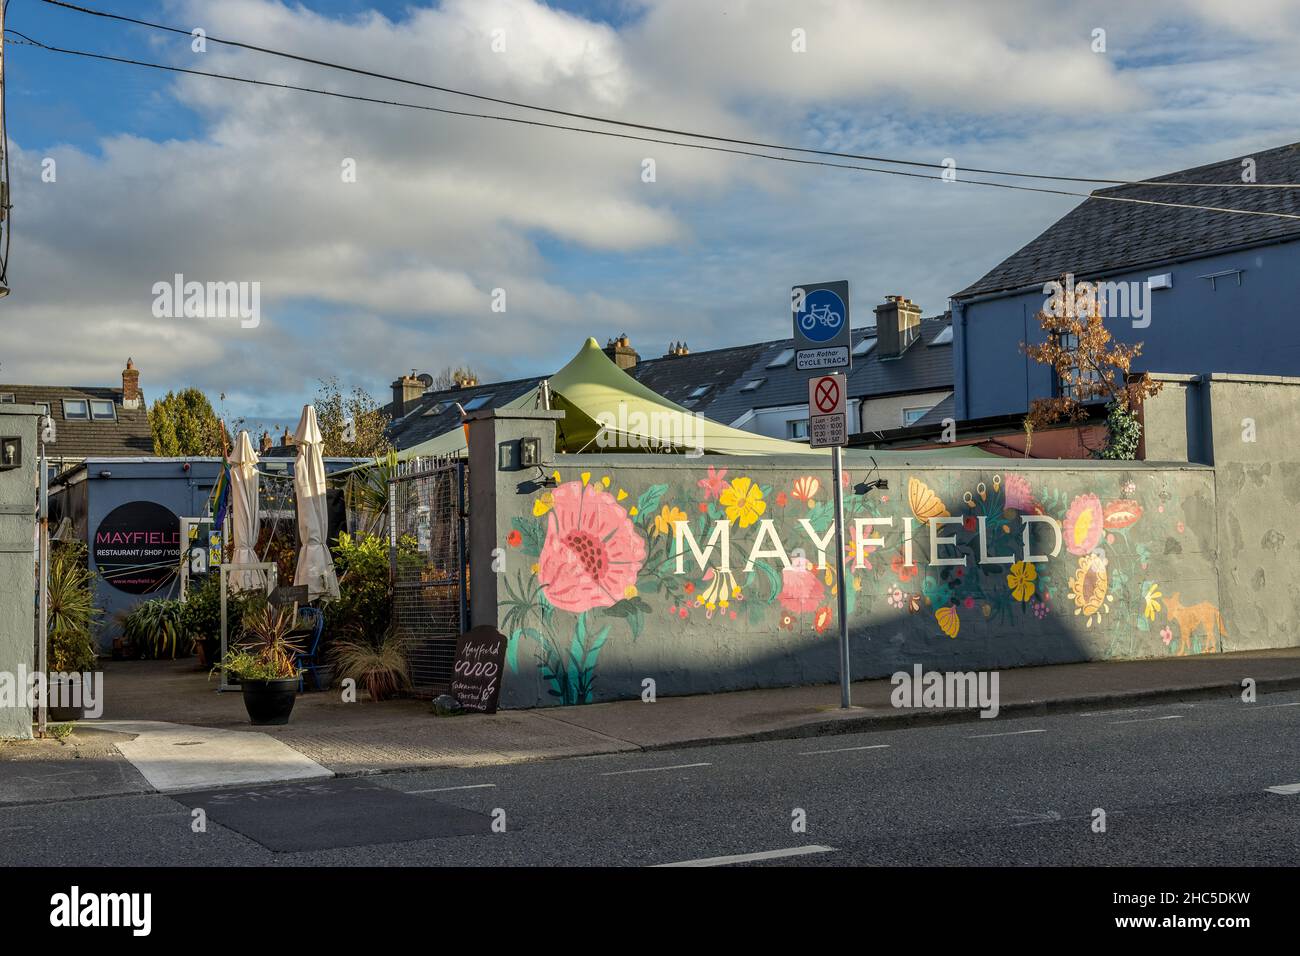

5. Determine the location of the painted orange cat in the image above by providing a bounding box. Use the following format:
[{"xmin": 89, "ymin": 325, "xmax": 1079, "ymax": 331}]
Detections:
[{"xmin": 1164, "ymin": 593, "xmax": 1227, "ymax": 655}]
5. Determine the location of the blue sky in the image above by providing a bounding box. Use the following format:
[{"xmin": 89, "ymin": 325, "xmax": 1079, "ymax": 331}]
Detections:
[{"xmin": 4, "ymin": 0, "xmax": 1299, "ymax": 434}]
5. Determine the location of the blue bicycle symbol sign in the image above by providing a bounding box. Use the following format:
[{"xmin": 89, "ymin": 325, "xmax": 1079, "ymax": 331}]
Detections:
[{"xmin": 796, "ymin": 288, "xmax": 847, "ymax": 343}]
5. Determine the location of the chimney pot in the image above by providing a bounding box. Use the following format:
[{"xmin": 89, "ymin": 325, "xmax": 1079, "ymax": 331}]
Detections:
[{"xmin": 604, "ymin": 334, "xmax": 640, "ymax": 369}]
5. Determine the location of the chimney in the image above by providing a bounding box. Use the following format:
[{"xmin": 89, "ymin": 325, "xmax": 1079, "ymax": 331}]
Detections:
[
  {"xmin": 391, "ymin": 370, "xmax": 424, "ymax": 418},
  {"xmin": 121, "ymin": 357, "xmax": 142, "ymax": 409},
  {"xmin": 259, "ymin": 430, "xmax": 272, "ymax": 454},
  {"xmin": 458, "ymin": 375, "xmax": 479, "ymax": 388},
  {"xmin": 664, "ymin": 341, "xmax": 690, "ymax": 357},
  {"xmin": 874, "ymin": 296, "xmax": 922, "ymax": 359},
  {"xmin": 603, "ymin": 333, "xmax": 639, "ymax": 370},
  {"xmin": 280, "ymin": 427, "xmax": 293, "ymax": 448}
]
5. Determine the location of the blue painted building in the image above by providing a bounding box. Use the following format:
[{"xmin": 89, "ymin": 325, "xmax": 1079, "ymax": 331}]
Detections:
[{"xmin": 950, "ymin": 142, "xmax": 1300, "ymax": 422}]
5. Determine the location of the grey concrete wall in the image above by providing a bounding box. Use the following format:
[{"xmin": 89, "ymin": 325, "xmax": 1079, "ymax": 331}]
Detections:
[
  {"xmin": 479, "ymin": 412, "xmax": 1240, "ymax": 707},
  {"xmin": 0, "ymin": 406, "xmax": 39, "ymax": 739},
  {"xmin": 1199, "ymin": 374, "xmax": 1300, "ymax": 651}
]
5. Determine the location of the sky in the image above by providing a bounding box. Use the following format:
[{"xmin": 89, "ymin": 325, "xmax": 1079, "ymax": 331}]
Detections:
[{"xmin": 3, "ymin": 0, "xmax": 1299, "ymax": 433}]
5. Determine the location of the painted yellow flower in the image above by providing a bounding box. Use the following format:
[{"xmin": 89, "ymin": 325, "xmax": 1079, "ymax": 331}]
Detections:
[
  {"xmin": 623, "ymin": 584, "xmax": 638, "ymax": 599},
  {"xmin": 719, "ymin": 476, "xmax": 766, "ymax": 528},
  {"xmin": 653, "ymin": 505, "xmax": 687, "ymax": 537},
  {"xmin": 1006, "ymin": 561, "xmax": 1037, "ymax": 602},
  {"xmin": 1143, "ymin": 582, "xmax": 1163, "ymax": 621},
  {"xmin": 533, "ymin": 492, "xmax": 554, "ymax": 517},
  {"xmin": 1069, "ymin": 552, "xmax": 1113, "ymax": 627}
]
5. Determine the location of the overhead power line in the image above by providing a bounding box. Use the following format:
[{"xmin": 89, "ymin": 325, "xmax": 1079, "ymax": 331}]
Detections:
[
  {"xmin": 38, "ymin": 0, "xmax": 1300, "ymax": 192},
  {"xmin": 11, "ymin": 30, "xmax": 1300, "ymax": 223}
]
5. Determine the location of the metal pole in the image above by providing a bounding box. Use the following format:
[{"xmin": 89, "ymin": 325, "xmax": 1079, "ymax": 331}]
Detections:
[
  {"xmin": 38, "ymin": 436, "xmax": 48, "ymax": 737},
  {"xmin": 831, "ymin": 445, "xmax": 851, "ymax": 708}
]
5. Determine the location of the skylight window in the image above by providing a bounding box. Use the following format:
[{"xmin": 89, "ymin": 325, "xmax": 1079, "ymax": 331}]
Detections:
[
  {"xmin": 423, "ymin": 401, "xmax": 448, "ymax": 416},
  {"xmin": 929, "ymin": 326, "xmax": 954, "ymax": 346},
  {"xmin": 740, "ymin": 378, "xmax": 765, "ymax": 392},
  {"xmin": 767, "ymin": 349, "xmax": 795, "ymax": 368},
  {"xmin": 90, "ymin": 399, "xmax": 117, "ymax": 421},
  {"xmin": 462, "ymin": 394, "xmax": 495, "ymax": 411},
  {"xmin": 688, "ymin": 385, "xmax": 712, "ymax": 398},
  {"xmin": 63, "ymin": 399, "xmax": 89, "ymax": 421},
  {"xmin": 853, "ymin": 338, "xmax": 877, "ymax": 357}
]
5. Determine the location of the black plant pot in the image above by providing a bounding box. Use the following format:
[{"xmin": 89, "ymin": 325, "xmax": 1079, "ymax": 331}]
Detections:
[
  {"xmin": 311, "ymin": 665, "xmax": 334, "ymax": 693},
  {"xmin": 240, "ymin": 678, "xmax": 299, "ymax": 725},
  {"xmin": 47, "ymin": 677, "xmax": 85, "ymax": 722}
]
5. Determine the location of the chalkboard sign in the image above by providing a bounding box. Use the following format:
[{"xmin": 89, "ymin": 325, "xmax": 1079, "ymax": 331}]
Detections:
[{"xmin": 450, "ymin": 626, "xmax": 507, "ymax": 714}]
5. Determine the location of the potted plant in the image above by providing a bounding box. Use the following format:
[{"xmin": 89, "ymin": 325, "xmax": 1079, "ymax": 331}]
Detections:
[
  {"xmin": 182, "ymin": 576, "xmax": 256, "ymax": 669},
  {"xmin": 120, "ymin": 598, "xmax": 187, "ymax": 660},
  {"xmin": 330, "ymin": 625, "xmax": 412, "ymax": 702},
  {"xmin": 46, "ymin": 543, "xmax": 102, "ymax": 721},
  {"xmin": 211, "ymin": 602, "xmax": 304, "ymax": 725}
]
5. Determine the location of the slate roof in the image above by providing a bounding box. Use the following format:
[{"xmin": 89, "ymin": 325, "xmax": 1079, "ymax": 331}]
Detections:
[
  {"xmin": 663, "ymin": 316, "xmax": 954, "ymax": 427},
  {"xmin": 955, "ymin": 142, "xmax": 1300, "ymax": 299},
  {"xmin": 385, "ymin": 376, "xmax": 543, "ymax": 450},
  {"xmin": 0, "ymin": 384, "xmax": 153, "ymax": 458}
]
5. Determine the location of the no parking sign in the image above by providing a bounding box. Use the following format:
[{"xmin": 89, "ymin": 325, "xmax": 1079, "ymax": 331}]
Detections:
[{"xmin": 807, "ymin": 373, "xmax": 847, "ymax": 448}]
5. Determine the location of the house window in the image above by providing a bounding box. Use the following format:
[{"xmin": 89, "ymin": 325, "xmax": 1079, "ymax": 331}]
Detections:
[
  {"xmin": 1054, "ymin": 332, "xmax": 1100, "ymax": 399},
  {"xmin": 740, "ymin": 378, "xmax": 765, "ymax": 392},
  {"xmin": 853, "ymin": 338, "xmax": 877, "ymax": 357},
  {"xmin": 788, "ymin": 419, "xmax": 810, "ymax": 440},
  {"xmin": 687, "ymin": 385, "xmax": 711, "ymax": 399},
  {"xmin": 929, "ymin": 326, "xmax": 953, "ymax": 346},
  {"xmin": 90, "ymin": 399, "xmax": 117, "ymax": 421},
  {"xmin": 63, "ymin": 399, "xmax": 90, "ymax": 420},
  {"xmin": 902, "ymin": 406, "xmax": 930, "ymax": 427},
  {"xmin": 462, "ymin": 394, "xmax": 495, "ymax": 412},
  {"xmin": 0, "ymin": 393, "xmax": 14, "ymax": 403},
  {"xmin": 767, "ymin": 349, "xmax": 795, "ymax": 368}
]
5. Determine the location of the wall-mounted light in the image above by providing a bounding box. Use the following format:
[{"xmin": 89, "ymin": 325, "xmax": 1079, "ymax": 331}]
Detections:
[
  {"xmin": 1, "ymin": 436, "xmax": 21, "ymax": 469},
  {"xmin": 98, "ymin": 470, "xmax": 112, "ymax": 479}
]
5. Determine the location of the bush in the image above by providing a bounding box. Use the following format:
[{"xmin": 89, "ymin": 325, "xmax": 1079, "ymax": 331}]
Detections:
[
  {"xmin": 47, "ymin": 542, "xmax": 101, "ymax": 673},
  {"xmin": 1100, "ymin": 400, "xmax": 1144, "ymax": 460},
  {"xmin": 181, "ymin": 574, "xmax": 259, "ymax": 648},
  {"xmin": 120, "ymin": 598, "xmax": 188, "ymax": 659},
  {"xmin": 325, "ymin": 532, "xmax": 402, "ymax": 642}
]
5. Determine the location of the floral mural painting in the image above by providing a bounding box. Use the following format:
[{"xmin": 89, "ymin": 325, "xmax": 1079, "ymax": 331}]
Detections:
[{"xmin": 499, "ymin": 465, "xmax": 1224, "ymax": 706}]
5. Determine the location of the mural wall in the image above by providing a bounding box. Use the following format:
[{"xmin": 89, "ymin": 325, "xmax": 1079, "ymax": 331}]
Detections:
[{"xmin": 492, "ymin": 454, "xmax": 1226, "ymax": 708}]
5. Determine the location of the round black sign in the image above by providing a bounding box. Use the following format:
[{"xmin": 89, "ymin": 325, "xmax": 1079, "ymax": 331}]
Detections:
[{"xmin": 93, "ymin": 501, "xmax": 182, "ymax": 594}]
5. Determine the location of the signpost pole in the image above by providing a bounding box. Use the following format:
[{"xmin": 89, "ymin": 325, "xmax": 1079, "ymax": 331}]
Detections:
[{"xmin": 831, "ymin": 445, "xmax": 851, "ymax": 709}]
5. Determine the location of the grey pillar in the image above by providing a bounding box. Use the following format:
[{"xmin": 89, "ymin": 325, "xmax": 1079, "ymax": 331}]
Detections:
[{"xmin": 0, "ymin": 406, "xmax": 40, "ymax": 739}]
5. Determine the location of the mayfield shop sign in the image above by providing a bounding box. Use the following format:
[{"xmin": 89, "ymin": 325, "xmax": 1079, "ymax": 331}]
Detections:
[
  {"xmin": 93, "ymin": 501, "xmax": 183, "ymax": 594},
  {"xmin": 674, "ymin": 507, "xmax": 1068, "ymax": 574}
]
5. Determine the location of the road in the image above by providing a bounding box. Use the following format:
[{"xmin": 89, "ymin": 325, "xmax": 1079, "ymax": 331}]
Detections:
[{"xmin": 2, "ymin": 690, "xmax": 1297, "ymax": 867}]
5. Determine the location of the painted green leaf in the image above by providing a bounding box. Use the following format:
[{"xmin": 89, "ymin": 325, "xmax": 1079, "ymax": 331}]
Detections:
[
  {"xmin": 635, "ymin": 484, "xmax": 669, "ymax": 522},
  {"xmin": 511, "ymin": 516, "xmax": 545, "ymax": 557}
]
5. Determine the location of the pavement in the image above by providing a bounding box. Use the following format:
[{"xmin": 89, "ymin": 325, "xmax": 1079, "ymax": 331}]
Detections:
[{"xmin": 3, "ymin": 648, "xmax": 1300, "ymax": 804}]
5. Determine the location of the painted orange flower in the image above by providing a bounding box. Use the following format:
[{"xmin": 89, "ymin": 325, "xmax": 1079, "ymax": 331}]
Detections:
[
  {"xmin": 891, "ymin": 551, "xmax": 918, "ymax": 582},
  {"xmin": 791, "ymin": 475, "xmax": 820, "ymax": 506},
  {"xmin": 652, "ymin": 505, "xmax": 687, "ymax": 537},
  {"xmin": 813, "ymin": 606, "xmax": 833, "ymax": 634}
]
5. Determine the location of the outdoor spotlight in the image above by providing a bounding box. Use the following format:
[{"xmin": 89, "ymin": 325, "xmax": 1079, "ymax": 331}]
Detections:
[
  {"xmin": 98, "ymin": 470, "xmax": 112, "ymax": 478},
  {"xmin": 0, "ymin": 436, "xmax": 20, "ymax": 469}
]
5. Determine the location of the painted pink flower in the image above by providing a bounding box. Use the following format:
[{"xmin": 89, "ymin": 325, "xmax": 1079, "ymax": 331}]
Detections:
[
  {"xmin": 537, "ymin": 480, "xmax": 646, "ymax": 613},
  {"xmin": 1063, "ymin": 493, "xmax": 1105, "ymax": 556},
  {"xmin": 1004, "ymin": 473, "xmax": 1034, "ymax": 513},
  {"xmin": 1160, "ymin": 625, "xmax": 1173, "ymax": 646},
  {"xmin": 697, "ymin": 466, "xmax": 728, "ymax": 500},
  {"xmin": 778, "ymin": 566, "xmax": 825, "ymax": 615}
]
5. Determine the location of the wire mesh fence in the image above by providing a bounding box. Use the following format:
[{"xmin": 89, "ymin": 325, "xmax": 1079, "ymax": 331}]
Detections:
[{"xmin": 389, "ymin": 457, "xmax": 469, "ymax": 696}]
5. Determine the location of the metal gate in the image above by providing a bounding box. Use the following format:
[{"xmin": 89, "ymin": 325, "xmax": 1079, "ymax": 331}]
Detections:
[{"xmin": 388, "ymin": 457, "xmax": 468, "ymax": 696}]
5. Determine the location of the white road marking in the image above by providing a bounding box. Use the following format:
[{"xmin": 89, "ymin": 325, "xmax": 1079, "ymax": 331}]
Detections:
[
  {"xmin": 1264, "ymin": 783, "xmax": 1300, "ymax": 795},
  {"xmin": 966, "ymin": 729, "xmax": 1047, "ymax": 739},
  {"xmin": 1077, "ymin": 707, "xmax": 1146, "ymax": 717},
  {"xmin": 407, "ymin": 784, "xmax": 497, "ymax": 794},
  {"xmin": 799, "ymin": 744, "xmax": 890, "ymax": 756},
  {"xmin": 1110, "ymin": 715, "xmax": 1184, "ymax": 725},
  {"xmin": 601, "ymin": 762, "xmax": 711, "ymax": 777},
  {"xmin": 655, "ymin": 845, "xmax": 836, "ymax": 867},
  {"xmin": 1255, "ymin": 701, "xmax": 1300, "ymax": 709}
]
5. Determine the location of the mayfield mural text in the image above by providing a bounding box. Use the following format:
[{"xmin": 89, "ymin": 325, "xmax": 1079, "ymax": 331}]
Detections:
[{"xmin": 498, "ymin": 464, "xmax": 1225, "ymax": 706}]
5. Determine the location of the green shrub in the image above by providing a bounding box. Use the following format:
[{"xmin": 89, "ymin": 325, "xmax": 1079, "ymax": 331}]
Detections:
[
  {"xmin": 324, "ymin": 532, "xmax": 419, "ymax": 643},
  {"xmin": 120, "ymin": 598, "xmax": 188, "ymax": 659},
  {"xmin": 47, "ymin": 543, "xmax": 101, "ymax": 673},
  {"xmin": 181, "ymin": 574, "xmax": 258, "ymax": 648}
]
